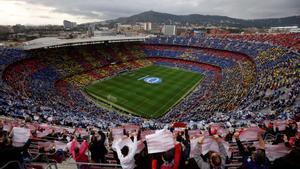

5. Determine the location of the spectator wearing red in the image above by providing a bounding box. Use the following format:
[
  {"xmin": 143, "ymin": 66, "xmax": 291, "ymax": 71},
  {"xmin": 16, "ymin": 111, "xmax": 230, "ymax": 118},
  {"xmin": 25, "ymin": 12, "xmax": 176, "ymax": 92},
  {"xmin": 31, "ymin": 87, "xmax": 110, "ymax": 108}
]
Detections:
[
  {"xmin": 160, "ymin": 143, "xmax": 182, "ymax": 169},
  {"xmin": 70, "ymin": 139, "xmax": 89, "ymax": 169}
]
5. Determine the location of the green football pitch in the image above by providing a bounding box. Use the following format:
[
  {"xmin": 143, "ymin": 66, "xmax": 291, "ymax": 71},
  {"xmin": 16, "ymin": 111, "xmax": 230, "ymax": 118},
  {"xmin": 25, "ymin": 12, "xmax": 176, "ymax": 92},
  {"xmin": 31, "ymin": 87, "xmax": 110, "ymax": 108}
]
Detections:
[{"xmin": 84, "ymin": 65, "xmax": 204, "ymax": 118}]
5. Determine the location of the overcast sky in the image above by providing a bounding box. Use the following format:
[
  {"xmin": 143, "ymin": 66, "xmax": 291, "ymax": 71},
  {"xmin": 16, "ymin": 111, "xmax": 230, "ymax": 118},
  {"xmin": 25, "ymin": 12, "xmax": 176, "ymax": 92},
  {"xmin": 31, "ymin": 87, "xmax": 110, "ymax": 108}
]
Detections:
[{"xmin": 0, "ymin": 0, "xmax": 299, "ymax": 25}]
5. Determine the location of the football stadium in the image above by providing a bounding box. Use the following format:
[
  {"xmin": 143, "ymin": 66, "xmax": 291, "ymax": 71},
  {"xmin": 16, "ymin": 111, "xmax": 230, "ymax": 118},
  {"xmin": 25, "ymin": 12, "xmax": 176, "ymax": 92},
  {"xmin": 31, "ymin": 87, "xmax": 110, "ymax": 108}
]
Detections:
[
  {"xmin": 0, "ymin": 1, "xmax": 300, "ymax": 169},
  {"xmin": 85, "ymin": 65, "xmax": 204, "ymax": 118}
]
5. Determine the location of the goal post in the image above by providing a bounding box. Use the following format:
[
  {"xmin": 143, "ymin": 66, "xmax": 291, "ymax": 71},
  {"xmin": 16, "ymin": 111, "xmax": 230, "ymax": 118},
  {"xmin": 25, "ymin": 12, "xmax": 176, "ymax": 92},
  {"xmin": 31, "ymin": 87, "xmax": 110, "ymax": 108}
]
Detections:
[{"xmin": 107, "ymin": 94, "xmax": 117, "ymax": 102}]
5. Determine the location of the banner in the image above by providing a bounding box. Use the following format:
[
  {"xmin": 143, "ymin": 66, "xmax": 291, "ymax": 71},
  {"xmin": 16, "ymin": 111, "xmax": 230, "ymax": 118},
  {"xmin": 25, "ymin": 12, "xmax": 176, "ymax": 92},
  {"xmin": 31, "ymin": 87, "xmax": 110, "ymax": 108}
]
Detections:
[
  {"xmin": 188, "ymin": 130, "xmax": 202, "ymax": 138},
  {"xmin": 190, "ymin": 138, "xmax": 200, "ymax": 158},
  {"xmin": 122, "ymin": 124, "xmax": 140, "ymax": 133},
  {"xmin": 190, "ymin": 136, "xmax": 231, "ymax": 158},
  {"xmin": 239, "ymin": 127, "xmax": 263, "ymax": 141},
  {"xmin": 265, "ymin": 143, "xmax": 291, "ymax": 161},
  {"xmin": 146, "ymin": 130, "xmax": 175, "ymax": 154},
  {"xmin": 112, "ymin": 128, "xmax": 124, "ymax": 139},
  {"xmin": 254, "ymin": 143, "xmax": 291, "ymax": 161},
  {"xmin": 141, "ymin": 130, "xmax": 155, "ymax": 140},
  {"xmin": 37, "ymin": 128, "xmax": 52, "ymax": 138}
]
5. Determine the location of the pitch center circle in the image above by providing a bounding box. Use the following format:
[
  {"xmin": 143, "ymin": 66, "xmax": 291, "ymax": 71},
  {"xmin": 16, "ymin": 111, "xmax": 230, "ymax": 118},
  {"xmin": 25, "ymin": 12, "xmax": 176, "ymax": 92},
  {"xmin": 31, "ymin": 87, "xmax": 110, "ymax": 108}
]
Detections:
[{"xmin": 144, "ymin": 77, "xmax": 162, "ymax": 84}]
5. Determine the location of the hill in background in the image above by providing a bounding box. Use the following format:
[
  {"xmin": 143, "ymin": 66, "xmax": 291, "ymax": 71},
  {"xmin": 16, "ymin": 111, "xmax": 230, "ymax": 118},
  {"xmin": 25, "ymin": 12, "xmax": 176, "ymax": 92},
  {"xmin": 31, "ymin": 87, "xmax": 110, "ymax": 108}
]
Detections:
[{"xmin": 107, "ymin": 10, "xmax": 300, "ymax": 28}]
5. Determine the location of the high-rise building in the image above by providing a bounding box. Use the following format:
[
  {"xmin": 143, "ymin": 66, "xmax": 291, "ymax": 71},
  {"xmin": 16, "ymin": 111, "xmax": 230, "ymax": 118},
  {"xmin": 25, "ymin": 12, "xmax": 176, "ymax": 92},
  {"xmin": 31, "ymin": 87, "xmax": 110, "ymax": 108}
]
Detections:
[
  {"xmin": 145, "ymin": 22, "xmax": 152, "ymax": 31},
  {"xmin": 162, "ymin": 25, "xmax": 176, "ymax": 36}
]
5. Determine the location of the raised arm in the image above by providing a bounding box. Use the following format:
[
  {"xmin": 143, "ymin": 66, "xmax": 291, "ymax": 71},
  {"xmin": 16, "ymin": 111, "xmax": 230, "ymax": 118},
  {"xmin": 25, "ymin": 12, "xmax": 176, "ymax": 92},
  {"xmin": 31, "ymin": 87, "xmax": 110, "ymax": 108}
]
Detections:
[
  {"xmin": 257, "ymin": 131, "xmax": 265, "ymax": 150},
  {"xmin": 113, "ymin": 139, "xmax": 123, "ymax": 159},
  {"xmin": 234, "ymin": 132, "xmax": 247, "ymax": 157},
  {"xmin": 70, "ymin": 139, "xmax": 77, "ymax": 159},
  {"xmin": 127, "ymin": 135, "xmax": 138, "ymax": 159},
  {"xmin": 213, "ymin": 135, "xmax": 227, "ymax": 159},
  {"xmin": 212, "ymin": 134, "xmax": 228, "ymax": 169},
  {"xmin": 193, "ymin": 136, "xmax": 210, "ymax": 169}
]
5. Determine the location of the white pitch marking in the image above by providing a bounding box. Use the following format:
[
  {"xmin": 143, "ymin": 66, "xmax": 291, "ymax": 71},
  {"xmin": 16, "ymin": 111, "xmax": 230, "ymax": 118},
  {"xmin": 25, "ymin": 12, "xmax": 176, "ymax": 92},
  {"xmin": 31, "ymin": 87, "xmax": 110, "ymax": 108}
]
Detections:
[{"xmin": 138, "ymin": 75, "xmax": 149, "ymax": 81}]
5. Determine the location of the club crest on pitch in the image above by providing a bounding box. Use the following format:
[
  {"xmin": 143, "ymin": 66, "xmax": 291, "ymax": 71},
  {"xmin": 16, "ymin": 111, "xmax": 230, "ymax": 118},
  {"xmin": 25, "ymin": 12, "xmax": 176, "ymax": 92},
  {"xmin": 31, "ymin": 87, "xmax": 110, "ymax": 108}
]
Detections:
[{"xmin": 144, "ymin": 77, "xmax": 162, "ymax": 84}]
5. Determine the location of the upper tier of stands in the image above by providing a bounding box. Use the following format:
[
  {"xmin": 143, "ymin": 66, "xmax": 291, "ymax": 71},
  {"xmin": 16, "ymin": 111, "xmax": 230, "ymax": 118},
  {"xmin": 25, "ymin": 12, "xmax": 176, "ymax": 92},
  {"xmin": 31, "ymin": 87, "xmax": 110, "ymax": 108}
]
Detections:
[
  {"xmin": 0, "ymin": 34, "xmax": 299, "ymax": 126},
  {"xmin": 209, "ymin": 33, "xmax": 300, "ymax": 52}
]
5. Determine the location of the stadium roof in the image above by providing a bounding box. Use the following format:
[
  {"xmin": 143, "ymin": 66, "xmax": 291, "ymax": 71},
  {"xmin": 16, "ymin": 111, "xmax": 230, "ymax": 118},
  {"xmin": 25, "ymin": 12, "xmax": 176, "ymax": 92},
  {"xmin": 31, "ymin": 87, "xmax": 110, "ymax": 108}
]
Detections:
[{"xmin": 22, "ymin": 36, "xmax": 147, "ymax": 50}]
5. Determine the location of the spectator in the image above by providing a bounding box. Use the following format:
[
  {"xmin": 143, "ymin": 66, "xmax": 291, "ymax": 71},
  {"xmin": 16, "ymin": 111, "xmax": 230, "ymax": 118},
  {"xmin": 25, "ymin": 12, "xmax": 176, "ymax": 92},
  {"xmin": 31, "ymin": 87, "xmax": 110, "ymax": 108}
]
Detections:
[
  {"xmin": 0, "ymin": 129, "xmax": 31, "ymax": 169},
  {"xmin": 160, "ymin": 142, "xmax": 181, "ymax": 169},
  {"xmin": 89, "ymin": 131, "xmax": 107, "ymax": 163},
  {"xmin": 272, "ymin": 137, "xmax": 300, "ymax": 169},
  {"xmin": 113, "ymin": 133, "xmax": 138, "ymax": 169},
  {"xmin": 234, "ymin": 131, "xmax": 269, "ymax": 169},
  {"xmin": 193, "ymin": 135, "xmax": 227, "ymax": 169},
  {"xmin": 70, "ymin": 139, "xmax": 89, "ymax": 169}
]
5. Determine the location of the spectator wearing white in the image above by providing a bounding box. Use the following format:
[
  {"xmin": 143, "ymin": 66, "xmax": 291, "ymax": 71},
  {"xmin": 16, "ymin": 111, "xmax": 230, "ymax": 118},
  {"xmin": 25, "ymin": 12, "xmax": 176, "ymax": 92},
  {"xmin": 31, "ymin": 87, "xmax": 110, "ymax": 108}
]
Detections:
[{"xmin": 113, "ymin": 132, "xmax": 138, "ymax": 169}]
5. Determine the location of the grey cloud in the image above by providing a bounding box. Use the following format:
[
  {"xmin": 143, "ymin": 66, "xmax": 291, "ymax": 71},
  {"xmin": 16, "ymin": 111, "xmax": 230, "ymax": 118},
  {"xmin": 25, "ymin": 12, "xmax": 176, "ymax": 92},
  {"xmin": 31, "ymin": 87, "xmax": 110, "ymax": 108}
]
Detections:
[{"xmin": 7, "ymin": 0, "xmax": 300, "ymax": 21}]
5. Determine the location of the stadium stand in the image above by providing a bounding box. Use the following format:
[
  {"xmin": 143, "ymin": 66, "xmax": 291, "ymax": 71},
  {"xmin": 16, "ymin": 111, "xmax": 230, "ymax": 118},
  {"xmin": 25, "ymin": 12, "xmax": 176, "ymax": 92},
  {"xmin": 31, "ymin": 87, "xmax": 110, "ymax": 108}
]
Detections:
[
  {"xmin": 210, "ymin": 33, "xmax": 300, "ymax": 52},
  {"xmin": 0, "ymin": 116, "xmax": 299, "ymax": 169},
  {"xmin": 0, "ymin": 33, "xmax": 299, "ymax": 168}
]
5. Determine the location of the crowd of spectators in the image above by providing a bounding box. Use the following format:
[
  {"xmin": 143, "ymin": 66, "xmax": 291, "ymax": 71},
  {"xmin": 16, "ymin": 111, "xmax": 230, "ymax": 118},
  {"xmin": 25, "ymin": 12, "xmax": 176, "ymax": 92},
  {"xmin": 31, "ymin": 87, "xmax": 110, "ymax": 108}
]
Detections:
[
  {"xmin": 209, "ymin": 33, "xmax": 300, "ymax": 52},
  {"xmin": 145, "ymin": 36, "xmax": 299, "ymax": 123},
  {"xmin": 144, "ymin": 45, "xmax": 258, "ymax": 122},
  {"xmin": 0, "ymin": 33, "xmax": 299, "ymax": 130},
  {"xmin": 0, "ymin": 116, "xmax": 299, "ymax": 169}
]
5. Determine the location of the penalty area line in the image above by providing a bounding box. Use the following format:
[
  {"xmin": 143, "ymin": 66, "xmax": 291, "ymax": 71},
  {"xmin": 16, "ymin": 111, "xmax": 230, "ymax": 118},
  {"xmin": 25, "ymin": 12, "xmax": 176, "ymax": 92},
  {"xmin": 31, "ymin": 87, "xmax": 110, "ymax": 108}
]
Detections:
[{"xmin": 138, "ymin": 75, "xmax": 149, "ymax": 81}]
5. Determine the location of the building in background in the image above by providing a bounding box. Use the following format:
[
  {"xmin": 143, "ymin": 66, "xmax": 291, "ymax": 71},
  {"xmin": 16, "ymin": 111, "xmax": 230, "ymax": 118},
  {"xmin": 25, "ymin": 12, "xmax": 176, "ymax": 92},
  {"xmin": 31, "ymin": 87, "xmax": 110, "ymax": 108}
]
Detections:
[
  {"xmin": 63, "ymin": 20, "xmax": 77, "ymax": 30},
  {"xmin": 208, "ymin": 28, "xmax": 230, "ymax": 35},
  {"xmin": 145, "ymin": 22, "xmax": 152, "ymax": 31},
  {"xmin": 162, "ymin": 25, "xmax": 176, "ymax": 36},
  {"xmin": 116, "ymin": 24, "xmax": 132, "ymax": 33},
  {"xmin": 269, "ymin": 26, "xmax": 300, "ymax": 33},
  {"xmin": 94, "ymin": 30, "xmax": 116, "ymax": 36},
  {"xmin": 87, "ymin": 24, "xmax": 95, "ymax": 37},
  {"xmin": 150, "ymin": 23, "xmax": 162, "ymax": 34}
]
